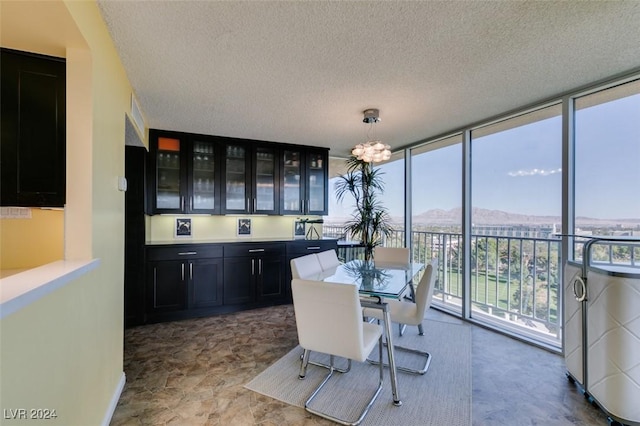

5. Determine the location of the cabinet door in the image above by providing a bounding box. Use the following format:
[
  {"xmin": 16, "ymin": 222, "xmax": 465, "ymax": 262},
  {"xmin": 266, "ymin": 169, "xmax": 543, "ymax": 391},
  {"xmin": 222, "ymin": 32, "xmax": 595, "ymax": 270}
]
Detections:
[
  {"xmin": 222, "ymin": 142, "xmax": 250, "ymax": 214},
  {"xmin": 281, "ymin": 148, "xmax": 304, "ymax": 214},
  {"xmin": 190, "ymin": 258, "xmax": 223, "ymax": 308},
  {"xmin": 305, "ymin": 149, "xmax": 328, "ymax": 215},
  {"xmin": 257, "ymin": 255, "xmax": 285, "ymax": 302},
  {"xmin": 150, "ymin": 130, "xmax": 187, "ymax": 213},
  {"xmin": 147, "ymin": 260, "xmax": 187, "ymax": 312},
  {"xmin": 223, "ymin": 257, "xmax": 255, "ymax": 305},
  {"xmin": 253, "ymin": 145, "xmax": 279, "ymax": 214},
  {"xmin": 1, "ymin": 49, "xmax": 66, "ymax": 207},
  {"xmin": 188, "ymin": 137, "xmax": 220, "ymax": 214}
]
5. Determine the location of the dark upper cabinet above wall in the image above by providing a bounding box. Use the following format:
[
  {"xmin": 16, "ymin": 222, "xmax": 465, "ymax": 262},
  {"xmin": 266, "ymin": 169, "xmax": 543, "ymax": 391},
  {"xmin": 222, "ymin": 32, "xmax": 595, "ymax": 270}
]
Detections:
[
  {"xmin": 221, "ymin": 139, "xmax": 280, "ymax": 215},
  {"xmin": 147, "ymin": 129, "xmax": 222, "ymax": 215},
  {"xmin": 1, "ymin": 48, "xmax": 66, "ymax": 207},
  {"xmin": 146, "ymin": 128, "xmax": 329, "ymax": 216},
  {"xmin": 280, "ymin": 146, "xmax": 328, "ymax": 216}
]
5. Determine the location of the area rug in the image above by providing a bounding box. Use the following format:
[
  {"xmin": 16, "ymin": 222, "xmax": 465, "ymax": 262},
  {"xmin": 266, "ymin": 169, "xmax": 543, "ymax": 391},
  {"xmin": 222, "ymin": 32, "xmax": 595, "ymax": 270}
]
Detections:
[{"xmin": 245, "ymin": 319, "xmax": 472, "ymax": 425}]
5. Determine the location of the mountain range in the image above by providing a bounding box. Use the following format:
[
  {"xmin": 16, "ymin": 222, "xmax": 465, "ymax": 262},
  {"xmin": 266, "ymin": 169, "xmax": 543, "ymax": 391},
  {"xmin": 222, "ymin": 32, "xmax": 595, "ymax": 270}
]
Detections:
[
  {"xmin": 409, "ymin": 207, "xmax": 639, "ymax": 226},
  {"xmin": 329, "ymin": 207, "xmax": 639, "ymax": 227}
]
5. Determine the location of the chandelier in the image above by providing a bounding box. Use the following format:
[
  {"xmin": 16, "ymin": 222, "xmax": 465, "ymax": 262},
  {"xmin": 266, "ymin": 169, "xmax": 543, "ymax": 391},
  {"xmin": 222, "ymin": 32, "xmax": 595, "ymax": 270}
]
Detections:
[{"xmin": 351, "ymin": 108, "xmax": 391, "ymax": 163}]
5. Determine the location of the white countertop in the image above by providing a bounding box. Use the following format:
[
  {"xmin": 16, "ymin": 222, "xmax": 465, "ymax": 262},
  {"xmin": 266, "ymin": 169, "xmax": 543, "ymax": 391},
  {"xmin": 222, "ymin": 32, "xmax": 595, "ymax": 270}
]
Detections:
[{"xmin": 0, "ymin": 259, "xmax": 100, "ymax": 319}]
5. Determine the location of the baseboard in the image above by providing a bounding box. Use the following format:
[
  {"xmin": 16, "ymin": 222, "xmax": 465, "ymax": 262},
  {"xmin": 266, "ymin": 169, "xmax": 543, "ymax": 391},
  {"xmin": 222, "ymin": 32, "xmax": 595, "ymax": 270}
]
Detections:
[{"xmin": 102, "ymin": 372, "xmax": 126, "ymax": 426}]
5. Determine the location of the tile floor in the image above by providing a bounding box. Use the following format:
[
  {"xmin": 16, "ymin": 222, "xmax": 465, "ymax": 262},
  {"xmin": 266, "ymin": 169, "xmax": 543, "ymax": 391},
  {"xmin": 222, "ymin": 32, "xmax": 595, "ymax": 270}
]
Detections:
[{"xmin": 111, "ymin": 305, "xmax": 609, "ymax": 425}]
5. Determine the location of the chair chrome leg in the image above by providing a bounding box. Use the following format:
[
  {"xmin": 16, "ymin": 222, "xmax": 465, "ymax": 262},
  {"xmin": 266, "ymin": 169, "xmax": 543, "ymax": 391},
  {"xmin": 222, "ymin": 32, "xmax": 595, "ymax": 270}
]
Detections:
[
  {"xmin": 367, "ymin": 341, "xmax": 432, "ymax": 375},
  {"xmin": 399, "ymin": 323, "xmax": 406, "ymax": 336},
  {"xmin": 299, "ymin": 350, "xmax": 352, "ymax": 373},
  {"xmin": 299, "ymin": 349, "xmax": 311, "ymax": 379},
  {"xmin": 304, "ymin": 340, "xmax": 385, "ymax": 426},
  {"xmin": 418, "ymin": 323, "xmax": 424, "ymax": 336}
]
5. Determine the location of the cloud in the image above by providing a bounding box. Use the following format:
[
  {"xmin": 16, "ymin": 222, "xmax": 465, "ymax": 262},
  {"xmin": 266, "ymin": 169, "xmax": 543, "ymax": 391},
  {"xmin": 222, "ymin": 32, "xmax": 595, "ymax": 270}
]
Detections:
[{"xmin": 508, "ymin": 168, "xmax": 562, "ymax": 177}]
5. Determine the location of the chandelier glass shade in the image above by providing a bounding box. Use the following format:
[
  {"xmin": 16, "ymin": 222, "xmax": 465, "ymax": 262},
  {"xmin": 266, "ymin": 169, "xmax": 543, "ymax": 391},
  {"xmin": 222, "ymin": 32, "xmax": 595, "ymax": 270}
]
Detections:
[
  {"xmin": 352, "ymin": 109, "xmax": 391, "ymax": 163},
  {"xmin": 351, "ymin": 141, "xmax": 391, "ymax": 163}
]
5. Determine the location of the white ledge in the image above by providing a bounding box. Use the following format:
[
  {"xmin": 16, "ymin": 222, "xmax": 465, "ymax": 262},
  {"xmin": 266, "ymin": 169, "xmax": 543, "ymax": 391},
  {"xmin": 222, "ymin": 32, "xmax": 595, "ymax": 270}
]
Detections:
[{"xmin": 0, "ymin": 259, "xmax": 100, "ymax": 320}]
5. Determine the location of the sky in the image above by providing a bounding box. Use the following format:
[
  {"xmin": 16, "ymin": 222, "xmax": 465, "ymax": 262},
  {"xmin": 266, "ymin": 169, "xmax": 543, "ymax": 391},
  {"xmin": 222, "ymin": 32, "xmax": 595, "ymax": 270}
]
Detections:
[{"xmin": 329, "ymin": 90, "xmax": 640, "ymax": 221}]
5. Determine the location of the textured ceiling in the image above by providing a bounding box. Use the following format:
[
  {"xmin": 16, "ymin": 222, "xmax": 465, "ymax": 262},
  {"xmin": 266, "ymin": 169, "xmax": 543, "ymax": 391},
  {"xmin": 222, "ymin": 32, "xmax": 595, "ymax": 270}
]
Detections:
[{"xmin": 97, "ymin": 1, "xmax": 640, "ymax": 158}]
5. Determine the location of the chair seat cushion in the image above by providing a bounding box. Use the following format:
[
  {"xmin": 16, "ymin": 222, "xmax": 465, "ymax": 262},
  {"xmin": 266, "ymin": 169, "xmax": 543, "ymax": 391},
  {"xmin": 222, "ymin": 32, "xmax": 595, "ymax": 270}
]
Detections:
[
  {"xmin": 361, "ymin": 322, "xmax": 383, "ymax": 362},
  {"xmin": 363, "ymin": 299, "xmax": 421, "ymax": 327}
]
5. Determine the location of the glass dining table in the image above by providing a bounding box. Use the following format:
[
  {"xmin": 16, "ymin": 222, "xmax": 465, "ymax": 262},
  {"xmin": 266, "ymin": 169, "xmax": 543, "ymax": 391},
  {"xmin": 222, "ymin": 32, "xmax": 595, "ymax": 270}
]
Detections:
[{"xmin": 316, "ymin": 260, "xmax": 425, "ymax": 407}]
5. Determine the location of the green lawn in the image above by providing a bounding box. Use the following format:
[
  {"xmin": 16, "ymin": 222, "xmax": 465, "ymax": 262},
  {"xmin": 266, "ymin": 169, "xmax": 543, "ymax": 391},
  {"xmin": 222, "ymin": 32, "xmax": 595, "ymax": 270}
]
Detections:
[{"xmin": 437, "ymin": 269, "xmax": 558, "ymax": 323}]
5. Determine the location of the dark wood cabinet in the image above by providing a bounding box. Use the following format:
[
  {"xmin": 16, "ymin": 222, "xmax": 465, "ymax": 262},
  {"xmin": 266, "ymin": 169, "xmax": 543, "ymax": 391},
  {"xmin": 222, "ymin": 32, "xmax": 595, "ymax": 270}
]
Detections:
[
  {"xmin": 304, "ymin": 148, "xmax": 329, "ymax": 215},
  {"xmin": 221, "ymin": 140, "xmax": 280, "ymax": 215},
  {"xmin": 281, "ymin": 146, "xmax": 329, "ymax": 215},
  {"xmin": 147, "ymin": 260, "xmax": 187, "ymax": 312},
  {"xmin": 222, "ymin": 257, "xmax": 254, "ymax": 305},
  {"xmin": 147, "ymin": 130, "xmax": 222, "ymax": 214},
  {"xmin": 257, "ymin": 255, "xmax": 286, "ymax": 302},
  {"xmin": 189, "ymin": 258, "xmax": 224, "ymax": 308},
  {"xmin": 140, "ymin": 240, "xmax": 337, "ymax": 324},
  {"xmin": 1, "ymin": 48, "xmax": 66, "ymax": 207},
  {"xmin": 223, "ymin": 242, "xmax": 286, "ymax": 305},
  {"xmin": 147, "ymin": 128, "xmax": 328, "ymax": 216},
  {"xmin": 145, "ymin": 245, "xmax": 223, "ymax": 320}
]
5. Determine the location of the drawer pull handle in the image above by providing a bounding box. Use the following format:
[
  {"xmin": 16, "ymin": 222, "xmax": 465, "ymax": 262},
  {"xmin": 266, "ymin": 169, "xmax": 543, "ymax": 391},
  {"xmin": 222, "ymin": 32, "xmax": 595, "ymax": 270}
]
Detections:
[
  {"xmin": 306, "ymin": 246, "xmax": 321, "ymax": 250},
  {"xmin": 249, "ymin": 249, "xmax": 265, "ymax": 253},
  {"xmin": 178, "ymin": 251, "xmax": 197, "ymax": 255}
]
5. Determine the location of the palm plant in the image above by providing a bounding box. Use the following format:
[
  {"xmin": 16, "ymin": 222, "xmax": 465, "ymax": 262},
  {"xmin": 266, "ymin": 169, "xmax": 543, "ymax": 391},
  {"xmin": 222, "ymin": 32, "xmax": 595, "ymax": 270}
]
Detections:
[{"xmin": 334, "ymin": 156, "xmax": 392, "ymax": 261}]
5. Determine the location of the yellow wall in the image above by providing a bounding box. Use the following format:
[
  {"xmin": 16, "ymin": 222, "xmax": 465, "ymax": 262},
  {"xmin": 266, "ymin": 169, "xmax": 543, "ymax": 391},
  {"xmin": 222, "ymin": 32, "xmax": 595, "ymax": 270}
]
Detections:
[
  {"xmin": 0, "ymin": 1, "xmax": 138, "ymax": 424},
  {"xmin": 0, "ymin": 209, "xmax": 64, "ymax": 269}
]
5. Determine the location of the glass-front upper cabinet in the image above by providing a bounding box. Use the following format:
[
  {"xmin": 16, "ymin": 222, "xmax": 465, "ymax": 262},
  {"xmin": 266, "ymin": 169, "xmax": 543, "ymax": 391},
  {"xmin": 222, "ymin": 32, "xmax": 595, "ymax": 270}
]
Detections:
[
  {"xmin": 306, "ymin": 149, "xmax": 328, "ymax": 215},
  {"xmin": 253, "ymin": 145, "xmax": 279, "ymax": 214},
  {"xmin": 148, "ymin": 129, "xmax": 220, "ymax": 214},
  {"xmin": 222, "ymin": 141, "xmax": 279, "ymax": 214},
  {"xmin": 281, "ymin": 149, "xmax": 303, "ymax": 214},
  {"xmin": 223, "ymin": 142, "xmax": 249, "ymax": 213},
  {"xmin": 153, "ymin": 133, "xmax": 184, "ymax": 213},
  {"xmin": 281, "ymin": 147, "xmax": 328, "ymax": 215},
  {"xmin": 189, "ymin": 137, "xmax": 220, "ymax": 214}
]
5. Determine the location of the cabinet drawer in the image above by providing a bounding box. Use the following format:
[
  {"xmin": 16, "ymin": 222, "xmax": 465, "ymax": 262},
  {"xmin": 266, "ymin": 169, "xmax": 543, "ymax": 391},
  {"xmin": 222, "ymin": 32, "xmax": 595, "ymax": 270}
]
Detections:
[
  {"xmin": 146, "ymin": 244, "xmax": 223, "ymax": 261},
  {"xmin": 286, "ymin": 240, "xmax": 337, "ymax": 256},
  {"xmin": 224, "ymin": 242, "xmax": 285, "ymax": 258}
]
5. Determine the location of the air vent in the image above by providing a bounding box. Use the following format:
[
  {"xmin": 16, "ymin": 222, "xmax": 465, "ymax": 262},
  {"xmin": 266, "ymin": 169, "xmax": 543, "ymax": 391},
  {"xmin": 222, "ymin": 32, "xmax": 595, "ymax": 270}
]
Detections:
[{"xmin": 130, "ymin": 94, "xmax": 145, "ymax": 136}]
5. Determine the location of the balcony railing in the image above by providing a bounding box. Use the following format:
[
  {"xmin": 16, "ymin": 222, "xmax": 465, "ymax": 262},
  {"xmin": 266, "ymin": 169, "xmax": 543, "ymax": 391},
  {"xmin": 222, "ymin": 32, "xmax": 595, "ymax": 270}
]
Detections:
[{"xmin": 324, "ymin": 224, "xmax": 639, "ymax": 348}]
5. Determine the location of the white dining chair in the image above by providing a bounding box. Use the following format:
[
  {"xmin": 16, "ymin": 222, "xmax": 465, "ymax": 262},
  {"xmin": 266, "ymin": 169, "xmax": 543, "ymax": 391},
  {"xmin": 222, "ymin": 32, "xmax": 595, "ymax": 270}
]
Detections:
[
  {"xmin": 316, "ymin": 249, "xmax": 341, "ymax": 272},
  {"xmin": 290, "ymin": 253, "xmax": 323, "ymax": 279},
  {"xmin": 373, "ymin": 246, "xmax": 413, "ymax": 334},
  {"xmin": 373, "ymin": 247, "xmax": 410, "ymax": 268},
  {"xmin": 291, "ymin": 278, "xmax": 385, "ymax": 425},
  {"xmin": 363, "ymin": 258, "xmax": 438, "ymax": 375}
]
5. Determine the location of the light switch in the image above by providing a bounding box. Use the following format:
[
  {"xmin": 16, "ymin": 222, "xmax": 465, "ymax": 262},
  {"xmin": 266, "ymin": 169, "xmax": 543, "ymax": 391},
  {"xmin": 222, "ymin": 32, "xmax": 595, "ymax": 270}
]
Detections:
[{"xmin": 117, "ymin": 176, "xmax": 128, "ymax": 192}]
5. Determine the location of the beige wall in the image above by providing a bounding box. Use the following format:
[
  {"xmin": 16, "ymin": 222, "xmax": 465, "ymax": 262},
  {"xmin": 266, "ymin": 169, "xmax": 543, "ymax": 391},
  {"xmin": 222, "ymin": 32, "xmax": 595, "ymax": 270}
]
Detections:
[
  {"xmin": 146, "ymin": 215, "xmax": 323, "ymax": 242},
  {"xmin": 0, "ymin": 1, "xmax": 139, "ymax": 424}
]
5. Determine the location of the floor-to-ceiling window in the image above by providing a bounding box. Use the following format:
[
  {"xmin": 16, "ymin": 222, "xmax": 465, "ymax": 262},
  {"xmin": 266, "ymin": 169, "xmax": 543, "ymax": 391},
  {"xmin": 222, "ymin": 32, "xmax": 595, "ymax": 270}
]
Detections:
[
  {"xmin": 573, "ymin": 79, "xmax": 640, "ymax": 266},
  {"xmin": 411, "ymin": 135, "xmax": 463, "ymax": 315},
  {"xmin": 375, "ymin": 154, "xmax": 406, "ymax": 247},
  {"xmin": 324, "ymin": 73, "xmax": 639, "ymax": 351},
  {"xmin": 470, "ymin": 104, "xmax": 563, "ymax": 346}
]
